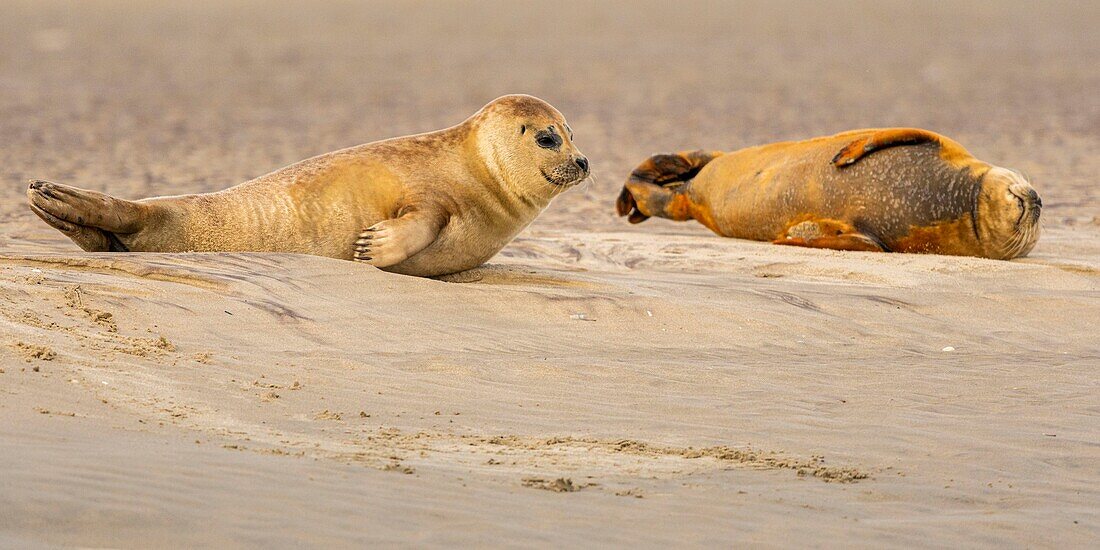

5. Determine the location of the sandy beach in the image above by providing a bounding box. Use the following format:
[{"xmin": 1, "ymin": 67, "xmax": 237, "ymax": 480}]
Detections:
[{"xmin": 1, "ymin": 1, "xmax": 1098, "ymax": 547}]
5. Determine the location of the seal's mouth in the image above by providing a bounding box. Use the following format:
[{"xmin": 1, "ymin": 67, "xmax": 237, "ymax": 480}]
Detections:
[
  {"xmin": 540, "ymin": 166, "xmax": 586, "ymax": 188},
  {"xmin": 539, "ymin": 168, "xmax": 558, "ymax": 185}
]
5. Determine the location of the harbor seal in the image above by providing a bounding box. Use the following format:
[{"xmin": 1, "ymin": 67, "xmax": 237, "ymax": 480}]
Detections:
[
  {"xmin": 616, "ymin": 128, "xmax": 1041, "ymax": 259},
  {"xmin": 27, "ymin": 94, "xmax": 589, "ymax": 277}
]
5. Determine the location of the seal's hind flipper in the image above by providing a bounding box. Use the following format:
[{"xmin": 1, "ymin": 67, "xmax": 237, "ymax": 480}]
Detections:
[
  {"xmin": 26, "ymin": 180, "xmax": 145, "ymax": 252},
  {"xmin": 616, "ymin": 150, "xmax": 723, "ymax": 224},
  {"xmin": 614, "ymin": 185, "xmax": 647, "ymax": 223},
  {"xmin": 27, "ymin": 180, "xmax": 146, "ymax": 233},
  {"xmin": 773, "ymin": 220, "xmax": 886, "ymax": 252},
  {"xmin": 27, "ymin": 199, "xmax": 114, "ymax": 251},
  {"xmin": 628, "ymin": 150, "xmax": 724, "ymax": 186},
  {"xmin": 617, "ymin": 179, "xmax": 695, "ymax": 224},
  {"xmin": 832, "ymin": 128, "xmax": 972, "ymax": 169}
]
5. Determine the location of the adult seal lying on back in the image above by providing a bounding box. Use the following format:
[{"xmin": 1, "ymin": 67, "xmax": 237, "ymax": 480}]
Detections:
[
  {"xmin": 27, "ymin": 94, "xmax": 590, "ymax": 277},
  {"xmin": 616, "ymin": 128, "xmax": 1041, "ymax": 259}
]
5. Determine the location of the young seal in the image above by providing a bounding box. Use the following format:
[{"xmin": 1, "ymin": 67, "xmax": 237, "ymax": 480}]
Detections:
[
  {"xmin": 615, "ymin": 128, "xmax": 1041, "ymax": 259},
  {"xmin": 27, "ymin": 94, "xmax": 590, "ymax": 277}
]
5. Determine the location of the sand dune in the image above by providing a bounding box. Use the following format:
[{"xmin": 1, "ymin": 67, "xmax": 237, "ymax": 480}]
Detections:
[{"xmin": 2, "ymin": 0, "xmax": 1098, "ymax": 547}]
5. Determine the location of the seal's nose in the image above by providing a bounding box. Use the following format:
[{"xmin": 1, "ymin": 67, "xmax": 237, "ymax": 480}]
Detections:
[
  {"xmin": 575, "ymin": 156, "xmax": 589, "ymax": 173},
  {"xmin": 1028, "ymin": 188, "xmax": 1042, "ymax": 209}
]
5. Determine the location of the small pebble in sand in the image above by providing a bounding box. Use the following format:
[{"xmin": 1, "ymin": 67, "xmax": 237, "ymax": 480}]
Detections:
[
  {"xmin": 942, "ymin": 346, "xmax": 955, "ymax": 352},
  {"xmin": 570, "ymin": 313, "xmax": 595, "ymax": 321}
]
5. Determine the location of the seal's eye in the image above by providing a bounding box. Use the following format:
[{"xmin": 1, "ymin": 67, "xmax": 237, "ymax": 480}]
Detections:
[{"xmin": 536, "ymin": 133, "xmax": 559, "ymax": 149}]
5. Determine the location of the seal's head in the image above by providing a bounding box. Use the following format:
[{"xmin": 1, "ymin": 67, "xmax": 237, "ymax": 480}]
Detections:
[
  {"xmin": 975, "ymin": 166, "xmax": 1042, "ymax": 259},
  {"xmin": 470, "ymin": 94, "xmax": 589, "ymax": 202}
]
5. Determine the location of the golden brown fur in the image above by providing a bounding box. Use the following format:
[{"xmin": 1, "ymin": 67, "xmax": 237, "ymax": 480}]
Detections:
[
  {"xmin": 27, "ymin": 95, "xmax": 589, "ymax": 277},
  {"xmin": 617, "ymin": 128, "xmax": 1041, "ymax": 260}
]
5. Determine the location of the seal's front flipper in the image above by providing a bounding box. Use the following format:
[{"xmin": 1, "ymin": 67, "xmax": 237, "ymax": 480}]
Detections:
[
  {"xmin": 832, "ymin": 128, "xmax": 971, "ymax": 168},
  {"xmin": 774, "ymin": 234, "xmax": 885, "ymax": 252},
  {"xmin": 616, "ymin": 150, "xmax": 723, "ymax": 224},
  {"xmin": 353, "ymin": 208, "xmax": 447, "ymax": 267},
  {"xmin": 26, "ymin": 180, "xmax": 146, "ymax": 252},
  {"xmin": 773, "ymin": 220, "xmax": 885, "ymax": 252}
]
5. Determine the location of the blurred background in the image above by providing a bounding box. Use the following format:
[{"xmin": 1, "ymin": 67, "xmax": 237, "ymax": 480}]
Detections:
[{"xmin": 1, "ymin": 0, "xmax": 1096, "ymax": 242}]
